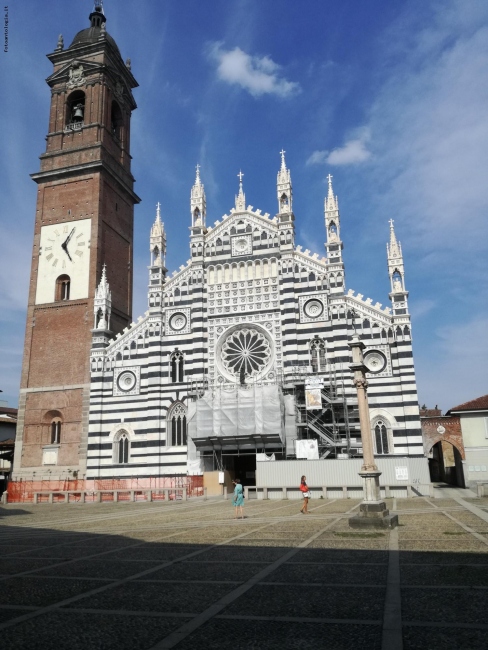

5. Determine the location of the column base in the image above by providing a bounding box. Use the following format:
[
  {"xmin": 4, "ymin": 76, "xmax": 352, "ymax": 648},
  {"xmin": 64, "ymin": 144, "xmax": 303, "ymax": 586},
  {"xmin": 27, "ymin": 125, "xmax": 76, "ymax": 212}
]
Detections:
[{"xmin": 349, "ymin": 500, "xmax": 399, "ymax": 529}]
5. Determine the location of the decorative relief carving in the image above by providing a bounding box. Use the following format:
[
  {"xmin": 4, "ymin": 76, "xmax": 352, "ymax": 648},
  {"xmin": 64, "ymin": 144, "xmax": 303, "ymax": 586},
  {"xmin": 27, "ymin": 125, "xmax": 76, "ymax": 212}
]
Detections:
[
  {"xmin": 67, "ymin": 63, "xmax": 86, "ymax": 89},
  {"xmin": 299, "ymin": 293, "xmax": 329, "ymax": 323},
  {"xmin": 113, "ymin": 366, "xmax": 141, "ymax": 397},
  {"xmin": 165, "ymin": 308, "xmax": 191, "ymax": 335},
  {"xmin": 231, "ymin": 234, "xmax": 252, "ymax": 257},
  {"xmin": 114, "ymin": 79, "xmax": 125, "ymax": 101},
  {"xmin": 363, "ymin": 345, "xmax": 392, "ymax": 378}
]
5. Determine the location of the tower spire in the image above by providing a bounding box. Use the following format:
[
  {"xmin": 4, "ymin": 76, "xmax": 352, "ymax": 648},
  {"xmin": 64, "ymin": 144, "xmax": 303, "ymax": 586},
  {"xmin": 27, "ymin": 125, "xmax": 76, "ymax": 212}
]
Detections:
[
  {"xmin": 277, "ymin": 150, "xmax": 293, "ymax": 215},
  {"xmin": 191, "ymin": 164, "xmax": 206, "ymax": 227},
  {"xmin": 387, "ymin": 220, "xmax": 408, "ymax": 315},
  {"xmin": 93, "ymin": 264, "xmax": 112, "ymax": 331},
  {"xmin": 235, "ymin": 170, "xmax": 246, "ymax": 211},
  {"xmin": 324, "ymin": 172, "xmax": 345, "ymax": 294},
  {"xmin": 150, "ymin": 202, "xmax": 166, "ymax": 267},
  {"xmin": 325, "ymin": 173, "xmax": 338, "ymax": 212},
  {"xmin": 148, "ymin": 203, "xmax": 167, "ymax": 312}
]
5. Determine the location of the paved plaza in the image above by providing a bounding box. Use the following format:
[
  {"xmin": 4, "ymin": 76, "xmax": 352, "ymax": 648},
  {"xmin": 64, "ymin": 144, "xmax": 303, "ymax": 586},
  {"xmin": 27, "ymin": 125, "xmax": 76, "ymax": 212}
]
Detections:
[{"xmin": 1, "ymin": 492, "xmax": 488, "ymax": 649}]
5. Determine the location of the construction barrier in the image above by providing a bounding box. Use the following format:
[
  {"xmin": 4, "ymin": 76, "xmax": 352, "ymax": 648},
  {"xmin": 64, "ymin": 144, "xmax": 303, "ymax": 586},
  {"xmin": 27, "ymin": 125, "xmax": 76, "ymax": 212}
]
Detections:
[{"xmin": 5, "ymin": 475, "xmax": 204, "ymax": 504}]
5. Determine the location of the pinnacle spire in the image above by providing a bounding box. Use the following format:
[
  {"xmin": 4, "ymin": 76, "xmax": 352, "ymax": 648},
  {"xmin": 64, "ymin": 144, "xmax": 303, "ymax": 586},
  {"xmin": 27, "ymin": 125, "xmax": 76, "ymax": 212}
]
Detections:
[
  {"xmin": 325, "ymin": 173, "xmax": 338, "ymax": 212},
  {"xmin": 235, "ymin": 170, "xmax": 246, "ymax": 211},
  {"xmin": 150, "ymin": 202, "xmax": 166, "ymax": 267},
  {"xmin": 191, "ymin": 164, "xmax": 206, "ymax": 226},
  {"xmin": 100, "ymin": 263, "xmax": 108, "ymax": 288},
  {"xmin": 387, "ymin": 220, "xmax": 407, "ymax": 305},
  {"xmin": 387, "ymin": 218, "xmax": 402, "ymax": 259},
  {"xmin": 94, "ymin": 263, "xmax": 112, "ymax": 330},
  {"xmin": 277, "ymin": 151, "xmax": 292, "ymax": 214}
]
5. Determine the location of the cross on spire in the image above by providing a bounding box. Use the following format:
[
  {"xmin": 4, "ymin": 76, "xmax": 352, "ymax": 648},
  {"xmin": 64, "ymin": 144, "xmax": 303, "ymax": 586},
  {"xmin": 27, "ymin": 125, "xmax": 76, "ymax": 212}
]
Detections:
[
  {"xmin": 327, "ymin": 173, "xmax": 333, "ymax": 187},
  {"xmin": 280, "ymin": 149, "xmax": 286, "ymax": 169},
  {"xmin": 389, "ymin": 218, "xmax": 394, "ymax": 229},
  {"xmin": 235, "ymin": 170, "xmax": 246, "ymax": 211}
]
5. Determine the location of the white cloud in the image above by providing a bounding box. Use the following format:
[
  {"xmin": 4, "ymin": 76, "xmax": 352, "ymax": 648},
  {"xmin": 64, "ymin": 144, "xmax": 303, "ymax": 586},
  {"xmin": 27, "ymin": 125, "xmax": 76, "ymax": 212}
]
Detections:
[
  {"xmin": 208, "ymin": 43, "xmax": 300, "ymax": 98},
  {"xmin": 307, "ymin": 129, "xmax": 371, "ymax": 166}
]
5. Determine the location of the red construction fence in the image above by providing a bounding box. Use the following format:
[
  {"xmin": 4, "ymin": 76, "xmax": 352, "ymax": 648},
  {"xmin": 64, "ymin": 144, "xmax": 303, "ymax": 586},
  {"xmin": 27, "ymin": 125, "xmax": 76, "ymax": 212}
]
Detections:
[{"xmin": 6, "ymin": 475, "xmax": 204, "ymax": 504}]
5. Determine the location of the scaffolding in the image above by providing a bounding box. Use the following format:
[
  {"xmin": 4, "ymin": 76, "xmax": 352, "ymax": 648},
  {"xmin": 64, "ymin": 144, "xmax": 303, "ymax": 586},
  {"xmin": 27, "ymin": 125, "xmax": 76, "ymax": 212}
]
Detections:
[{"xmin": 284, "ymin": 365, "xmax": 361, "ymax": 459}]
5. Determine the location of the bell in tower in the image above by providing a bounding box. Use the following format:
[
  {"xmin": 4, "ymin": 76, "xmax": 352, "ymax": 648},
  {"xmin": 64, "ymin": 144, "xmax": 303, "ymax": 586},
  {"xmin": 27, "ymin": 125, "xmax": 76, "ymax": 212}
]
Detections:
[{"xmin": 72, "ymin": 103, "xmax": 84, "ymax": 121}]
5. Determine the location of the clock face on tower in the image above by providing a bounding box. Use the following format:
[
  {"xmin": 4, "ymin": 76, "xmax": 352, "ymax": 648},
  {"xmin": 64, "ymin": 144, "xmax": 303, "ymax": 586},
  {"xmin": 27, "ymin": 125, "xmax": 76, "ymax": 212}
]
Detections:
[{"xmin": 35, "ymin": 219, "xmax": 91, "ymax": 304}]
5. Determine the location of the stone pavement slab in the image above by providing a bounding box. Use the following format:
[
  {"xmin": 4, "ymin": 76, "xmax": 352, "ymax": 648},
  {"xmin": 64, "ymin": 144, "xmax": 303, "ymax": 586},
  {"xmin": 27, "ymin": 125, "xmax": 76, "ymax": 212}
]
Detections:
[{"xmin": 1, "ymin": 495, "xmax": 488, "ymax": 649}]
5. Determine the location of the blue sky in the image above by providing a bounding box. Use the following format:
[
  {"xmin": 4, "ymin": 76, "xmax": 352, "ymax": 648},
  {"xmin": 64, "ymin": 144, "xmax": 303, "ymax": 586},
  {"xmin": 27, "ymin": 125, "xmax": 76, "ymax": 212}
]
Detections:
[{"xmin": 1, "ymin": 0, "xmax": 487, "ymax": 411}]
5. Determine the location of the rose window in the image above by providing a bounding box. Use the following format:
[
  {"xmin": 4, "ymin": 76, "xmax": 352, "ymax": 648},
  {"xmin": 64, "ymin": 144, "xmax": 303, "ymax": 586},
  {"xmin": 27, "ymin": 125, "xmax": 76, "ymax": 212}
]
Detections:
[{"xmin": 221, "ymin": 328, "xmax": 271, "ymax": 379}]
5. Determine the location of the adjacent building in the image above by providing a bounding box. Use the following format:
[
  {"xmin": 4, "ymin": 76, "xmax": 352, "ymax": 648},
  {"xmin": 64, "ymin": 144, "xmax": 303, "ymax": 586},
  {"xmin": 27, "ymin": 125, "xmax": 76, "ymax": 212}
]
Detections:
[{"xmin": 447, "ymin": 395, "xmax": 488, "ymax": 488}]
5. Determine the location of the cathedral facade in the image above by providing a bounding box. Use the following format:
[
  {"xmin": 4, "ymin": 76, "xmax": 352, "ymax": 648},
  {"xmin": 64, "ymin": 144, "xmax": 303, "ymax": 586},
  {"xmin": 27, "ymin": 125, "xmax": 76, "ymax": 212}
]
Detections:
[
  {"xmin": 12, "ymin": 6, "xmax": 422, "ymax": 489},
  {"xmin": 87, "ymin": 158, "xmax": 422, "ymax": 483}
]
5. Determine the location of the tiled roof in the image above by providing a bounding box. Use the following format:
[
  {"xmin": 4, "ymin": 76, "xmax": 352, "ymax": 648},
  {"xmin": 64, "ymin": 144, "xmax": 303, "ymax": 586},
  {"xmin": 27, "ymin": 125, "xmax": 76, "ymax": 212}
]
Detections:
[
  {"xmin": 0, "ymin": 407, "xmax": 18, "ymax": 417},
  {"xmin": 448, "ymin": 395, "xmax": 488, "ymax": 413}
]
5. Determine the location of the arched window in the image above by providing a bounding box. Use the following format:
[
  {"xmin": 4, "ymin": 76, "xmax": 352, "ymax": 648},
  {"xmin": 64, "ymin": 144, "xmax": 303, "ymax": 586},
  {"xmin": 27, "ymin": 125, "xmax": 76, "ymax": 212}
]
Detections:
[
  {"xmin": 55, "ymin": 275, "xmax": 71, "ymax": 301},
  {"xmin": 310, "ymin": 338, "xmax": 326, "ymax": 373},
  {"xmin": 111, "ymin": 101, "xmax": 123, "ymax": 140},
  {"xmin": 373, "ymin": 419, "xmax": 390, "ymax": 455},
  {"xmin": 170, "ymin": 350, "xmax": 184, "ymax": 383},
  {"xmin": 114, "ymin": 430, "xmax": 130, "ymax": 464},
  {"xmin": 50, "ymin": 418, "xmax": 62, "ymax": 444},
  {"xmin": 168, "ymin": 403, "xmax": 187, "ymax": 446}
]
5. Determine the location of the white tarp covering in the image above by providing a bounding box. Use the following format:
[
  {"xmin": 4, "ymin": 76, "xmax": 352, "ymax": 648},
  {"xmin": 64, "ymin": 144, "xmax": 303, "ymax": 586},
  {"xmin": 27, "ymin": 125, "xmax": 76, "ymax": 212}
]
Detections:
[
  {"xmin": 189, "ymin": 384, "xmax": 284, "ymax": 442},
  {"xmin": 295, "ymin": 439, "xmax": 319, "ymax": 460},
  {"xmin": 187, "ymin": 458, "xmax": 204, "ymax": 475},
  {"xmin": 256, "ymin": 453, "xmax": 276, "ymax": 462}
]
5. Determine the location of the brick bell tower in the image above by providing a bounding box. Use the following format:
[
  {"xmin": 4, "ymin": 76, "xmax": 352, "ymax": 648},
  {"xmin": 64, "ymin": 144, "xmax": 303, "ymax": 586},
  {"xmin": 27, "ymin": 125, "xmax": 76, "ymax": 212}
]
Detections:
[{"xmin": 12, "ymin": 4, "xmax": 139, "ymax": 484}]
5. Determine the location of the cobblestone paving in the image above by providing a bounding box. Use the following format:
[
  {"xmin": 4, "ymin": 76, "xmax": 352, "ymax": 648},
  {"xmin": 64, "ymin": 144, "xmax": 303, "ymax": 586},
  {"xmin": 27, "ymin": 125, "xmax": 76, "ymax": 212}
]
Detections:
[{"xmin": 0, "ymin": 495, "xmax": 487, "ymax": 649}]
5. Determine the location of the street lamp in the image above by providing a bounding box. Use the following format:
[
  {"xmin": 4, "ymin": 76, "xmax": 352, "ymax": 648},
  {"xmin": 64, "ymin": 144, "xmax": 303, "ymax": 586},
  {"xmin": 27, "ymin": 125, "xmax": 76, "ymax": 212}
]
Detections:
[{"xmin": 348, "ymin": 328, "xmax": 398, "ymax": 529}]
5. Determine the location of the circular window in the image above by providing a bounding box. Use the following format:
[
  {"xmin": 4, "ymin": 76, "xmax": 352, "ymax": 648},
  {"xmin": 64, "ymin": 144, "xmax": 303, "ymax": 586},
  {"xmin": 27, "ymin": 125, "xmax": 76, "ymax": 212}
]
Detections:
[
  {"xmin": 218, "ymin": 326, "xmax": 272, "ymax": 380},
  {"xmin": 363, "ymin": 350, "xmax": 387, "ymax": 374},
  {"xmin": 170, "ymin": 312, "xmax": 187, "ymax": 331},
  {"xmin": 117, "ymin": 371, "xmax": 137, "ymax": 392},
  {"xmin": 304, "ymin": 299, "xmax": 324, "ymax": 319}
]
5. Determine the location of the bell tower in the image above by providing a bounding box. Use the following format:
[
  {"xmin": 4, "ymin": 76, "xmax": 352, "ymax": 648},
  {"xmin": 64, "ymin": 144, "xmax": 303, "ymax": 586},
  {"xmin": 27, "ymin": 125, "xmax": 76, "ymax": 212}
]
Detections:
[{"xmin": 13, "ymin": 5, "xmax": 139, "ymax": 483}]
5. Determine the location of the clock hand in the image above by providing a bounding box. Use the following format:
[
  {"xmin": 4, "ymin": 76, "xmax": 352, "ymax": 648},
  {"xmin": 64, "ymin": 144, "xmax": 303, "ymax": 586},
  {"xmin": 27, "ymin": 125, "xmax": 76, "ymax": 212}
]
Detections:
[
  {"xmin": 63, "ymin": 227, "xmax": 76, "ymax": 247},
  {"xmin": 61, "ymin": 241, "xmax": 73, "ymax": 262}
]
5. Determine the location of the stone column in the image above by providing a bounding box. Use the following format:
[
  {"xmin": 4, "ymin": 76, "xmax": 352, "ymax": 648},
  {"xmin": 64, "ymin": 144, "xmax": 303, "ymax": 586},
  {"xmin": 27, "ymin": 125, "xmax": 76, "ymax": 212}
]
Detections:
[{"xmin": 348, "ymin": 334, "xmax": 397, "ymax": 529}]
